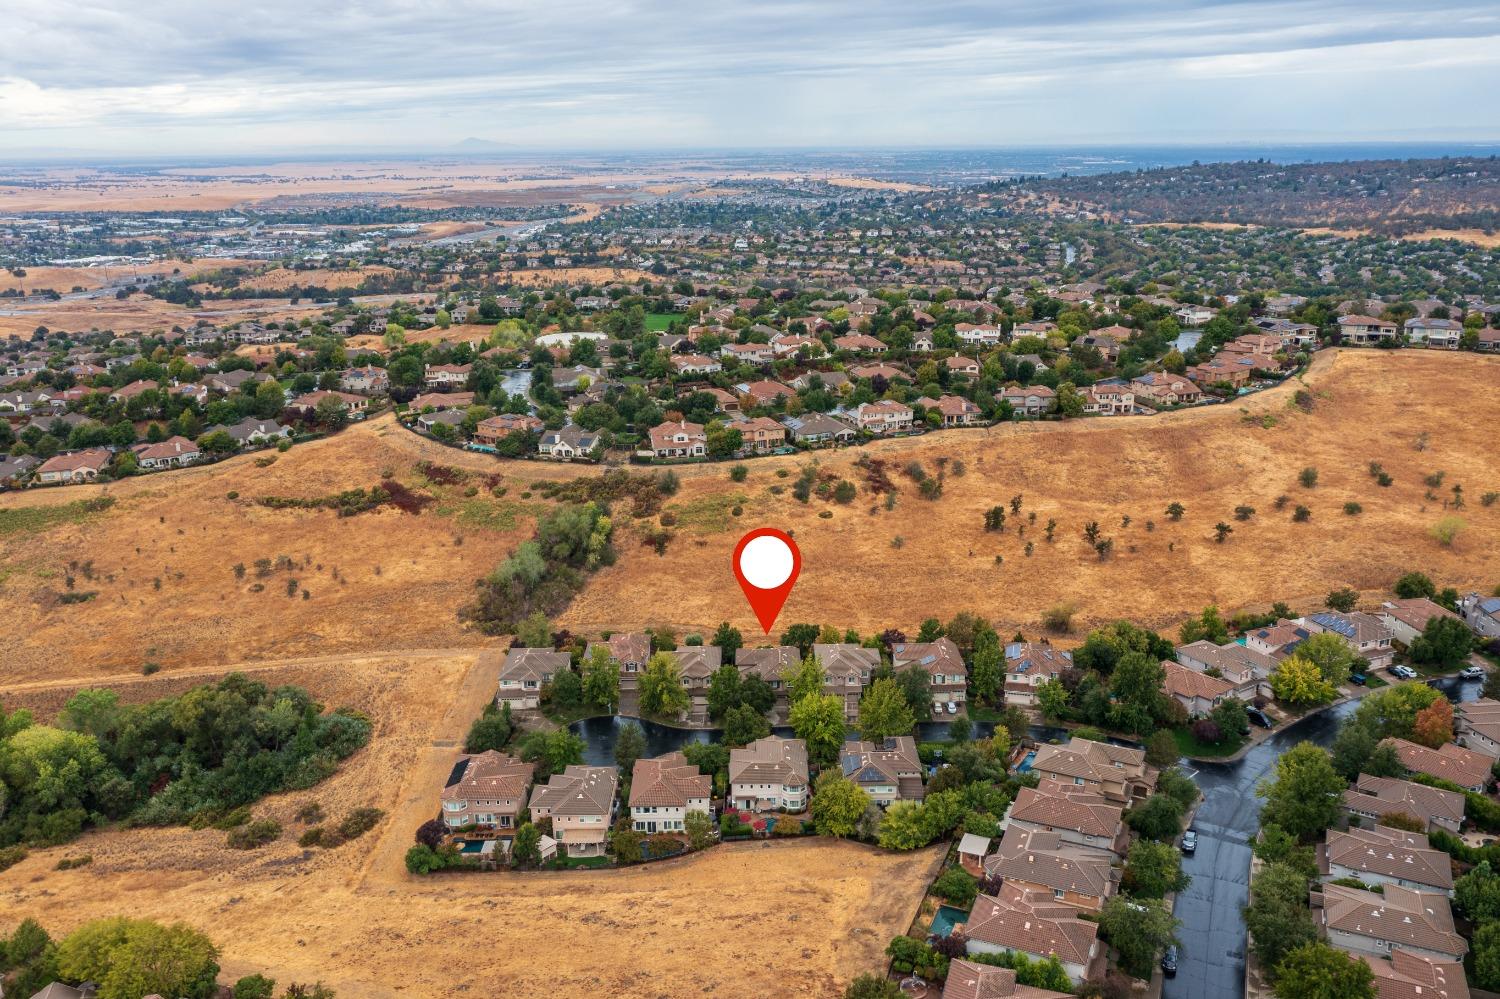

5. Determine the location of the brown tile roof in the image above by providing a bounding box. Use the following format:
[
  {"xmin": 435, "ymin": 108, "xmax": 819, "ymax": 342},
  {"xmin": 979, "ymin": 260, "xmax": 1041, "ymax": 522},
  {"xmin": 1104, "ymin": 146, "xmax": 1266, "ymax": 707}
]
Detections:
[
  {"xmin": 1459, "ymin": 698, "xmax": 1500, "ymax": 746},
  {"xmin": 1343, "ymin": 775, "xmax": 1465, "ymax": 830},
  {"xmin": 1031, "ymin": 737, "xmax": 1150, "ymax": 787},
  {"xmin": 1320, "ymin": 882, "xmax": 1465, "ymax": 959},
  {"xmin": 674, "ymin": 645, "xmax": 723, "ymax": 680},
  {"xmin": 729, "ymin": 736, "xmax": 809, "ymax": 788},
  {"xmin": 588, "ymin": 632, "xmax": 650, "ymax": 666},
  {"xmin": 942, "ymin": 960, "xmax": 1071, "ymax": 999},
  {"xmin": 984, "ymin": 826, "xmax": 1119, "ymax": 898},
  {"xmin": 965, "ymin": 884, "xmax": 1099, "ymax": 966},
  {"xmin": 1325, "ymin": 825, "xmax": 1453, "ymax": 891},
  {"xmin": 1383, "ymin": 738, "xmax": 1491, "ymax": 789},
  {"xmin": 1009, "ymin": 779, "xmax": 1124, "ymax": 839},
  {"xmin": 529, "ymin": 765, "xmax": 618, "ymax": 818},
  {"xmin": 443, "ymin": 750, "xmax": 532, "ymax": 799},
  {"xmin": 1361, "ymin": 949, "xmax": 1470, "ymax": 999},
  {"xmin": 736, "ymin": 646, "xmax": 799, "ymax": 681},
  {"xmin": 630, "ymin": 752, "xmax": 713, "ymax": 808},
  {"xmin": 500, "ymin": 647, "xmax": 569, "ymax": 684},
  {"xmin": 892, "ymin": 637, "xmax": 966, "ymax": 678},
  {"xmin": 1162, "ymin": 659, "xmax": 1236, "ymax": 701}
]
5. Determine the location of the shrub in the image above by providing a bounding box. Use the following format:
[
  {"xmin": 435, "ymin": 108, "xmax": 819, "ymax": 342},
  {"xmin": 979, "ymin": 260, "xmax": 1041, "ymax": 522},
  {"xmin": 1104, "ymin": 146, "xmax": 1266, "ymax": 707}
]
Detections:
[
  {"xmin": 1430, "ymin": 515, "xmax": 1465, "ymax": 547},
  {"xmin": 0, "ymin": 845, "xmax": 29, "ymax": 872},
  {"xmin": 298, "ymin": 827, "xmax": 326, "ymax": 847},
  {"xmin": 729, "ymin": 464, "xmax": 748, "ymax": 482},
  {"xmin": 933, "ymin": 866, "xmax": 979, "ymax": 907},
  {"xmin": 337, "ymin": 807, "xmax": 384, "ymax": 841},
  {"xmin": 227, "ymin": 818, "xmax": 281, "ymax": 850},
  {"xmin": 1042, "ymin": 603, "xmax": 1077, "ymax": 634},
  {"xmin": 296, "ymin": 802, "xmax": 325, "ymax": 824},
  {"xmin": 1292, "ymin": 504, "xmax": 1311, "ymax": 522},
  {"xmin": 55, "ymin": 854, "xmax": 92, "ymax": 870},
  {"xmin": 1299, "ymin": 467, "xmax": 1319, "ymax": 488},
  {"xmin": 1343, "ymin": 502, "xmax": 1362, "ymax": 515}
]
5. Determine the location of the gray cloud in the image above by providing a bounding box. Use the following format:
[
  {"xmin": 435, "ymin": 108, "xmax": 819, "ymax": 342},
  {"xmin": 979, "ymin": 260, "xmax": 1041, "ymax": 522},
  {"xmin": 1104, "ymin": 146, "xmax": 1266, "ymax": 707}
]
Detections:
[{"xmin": 1, "ymin": 0, "xmax": 1497, "ymax": 153}]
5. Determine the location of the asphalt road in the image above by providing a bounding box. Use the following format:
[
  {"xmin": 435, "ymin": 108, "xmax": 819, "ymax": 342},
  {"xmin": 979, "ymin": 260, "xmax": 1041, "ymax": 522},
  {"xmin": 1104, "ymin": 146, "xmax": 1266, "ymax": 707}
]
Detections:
[{"xmin": 1164, "ymin": 674, "xmax": 1483, "ymax": 999}]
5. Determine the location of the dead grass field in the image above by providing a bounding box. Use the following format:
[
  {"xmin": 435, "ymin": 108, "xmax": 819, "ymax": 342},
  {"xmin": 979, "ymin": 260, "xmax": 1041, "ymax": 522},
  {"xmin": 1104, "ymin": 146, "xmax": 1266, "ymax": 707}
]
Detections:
[
  {"xmin": 0, "ymin": 260, "xmax": 247, "ymax": 295},
  {"xmin": 0, "ymin": 649, "xmax": 943, "ymax": 998},
  {"xmin": 561, "ymin": 350, "xmax": 1500, "ymax": 640},
  {"xmin": 504, "ymin": 265, "xmax": 659, "ymax": 286},
  {"xmin": 238, "ymin": 265, "xmax": 397, "ymax": 291}
]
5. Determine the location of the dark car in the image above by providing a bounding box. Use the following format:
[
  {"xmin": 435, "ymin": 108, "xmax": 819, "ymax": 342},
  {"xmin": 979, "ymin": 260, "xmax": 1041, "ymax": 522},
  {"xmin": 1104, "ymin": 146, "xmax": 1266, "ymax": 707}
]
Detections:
[
  {"xmin": 1161, "ymin": 945, "xmax": 1178, "ymax": 977},
  {"xmin": 1246, "ymin": 707, "xmax": 1273, "ymax": 729},
  {"xmin": 1350, "ymin": 671, "xmax": 1367, "ymax": 686},
  {"xmin": 1181, "ymin": 829, "xmax": 1197, "ymax": 854}
]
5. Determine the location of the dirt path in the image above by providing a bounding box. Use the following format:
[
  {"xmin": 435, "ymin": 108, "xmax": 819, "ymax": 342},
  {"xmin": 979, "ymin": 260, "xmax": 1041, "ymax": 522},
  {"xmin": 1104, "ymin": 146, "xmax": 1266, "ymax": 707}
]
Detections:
[{"xmin": 358, "ymin": 648, "xmax": 502, "ymax": 888}]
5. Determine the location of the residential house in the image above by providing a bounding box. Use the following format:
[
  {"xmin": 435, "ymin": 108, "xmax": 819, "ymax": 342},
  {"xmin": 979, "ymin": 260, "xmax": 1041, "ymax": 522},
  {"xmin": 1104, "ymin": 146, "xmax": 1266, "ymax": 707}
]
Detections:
[
  {"xmin": 36, "ymin": 448, "xmax": 111, "ymax": 484},
  {"xmin": 1175, "ymin": 305, "xmax": 1216, "ymax": 327},
  {"xmin": 997, "ymin": 384, "xmax": 1056, "ymax": 417},
  {"xmin": 1185, "ymin": 359, "xmax": 1251, "ymax": 390},
  {"xmin": 1082, "ymin": 383, "xmax": 1135, "ymax": 415},
  {"xmin": 108, "ymin": 379, "xmax": 158, "ymax": 403},
  {"xmin": 847, "ymin": 363, "xmax": 911, "ymax": 383},
  {"xmin": 671, "ymin": 354, "xmax": 722, "ymax": 376},
  {"xmin": 1303, "ymin": 611, "xmax": 1395, "ymax": 669},
  {"xmin": 736, "ymin": 646, "xmax": 799, "ymax": 720},
  {"xmin": 630, "ymin": 752, "xmax": 713, "ymax": 833},
  {"xmin": 1378, "ymin": 598, "xmax": 1462, "ymax": 646},
  {"xmin": 943, "ymin": 355, "xmax": 981, "ymax": 377},
  {"xmin": 1458, "ymin": 592, "xmax": 1500, "ymax": 639},
  {"xmin": 528, "ymin": 765, "xmax": 617, "ymax": 857},
  {"xmin": 1243, "ymin": 620, "xmax": 1314, "ymax": 660},
  {"xmin": 726, "ymin": 415, "xmax": 787, "ymax": 453},
  {"xmin": 1318, "ymin": 882, "xmax": 1466, "ymax": 962},
  {"xmin": 1030, "ymin": 737, "xmax": 1155, "ymax": 806},
  {"xmin": 1003, "ymin": 642, "xmax": 1073, "ymax": 707},
  {"xmin": 675, "ymin": 644, "xmax": 722, "ymax": 706},
  {"xmin": 964, "ymin": 884, "xmax": 1105, "ymax": 985},
  {"xmin": 0, "ymin": 453, "xmax": 39, "ymax": 486},
  {"xmin": 720, "ymin": 342, "xmax": 775, "ymax": 365},
  {"xmin": 892, "ymin": 637, "xmax": 967, "ymax": 713},
  {"xmin": 1382, "ymin": 738, "xmax": 1491, "ymax": 793},
  {"xmin": 848, "ymin": 399, "xmax": 914, "ymax": 434},
  {"xmin": 833, "ymin": 333, "xmax": 886, "ymax": 353},
  {"xmin": 410, "ymin": 391, "xmax": 473, "ymax": 411},
  {"xmin": 1078, "ymin": 331, "xmax": 1122, "ymax": 363},
  {"xmin": 815, "ymin": 643, "xmax": 878, "ymax": 720},
  {"xmin": 1003, "ymin": 778, "xmax": 1129, "ymax": 860},
  {"xmin": 289, "ymin": 390, "xmax": 368, "ymax": 417},
  {"xmin": 1359, "ymin": 949, "xmax": 1470, "ymax": 999},
  {"xmin": 918, "ymin": 394, "xmax": 984, "ymax": 427},
  {"xmin": 496, "ymin": 647, "xmax": 569, "ymax": 710},
  {"xmin": 983, "ymin": 826, "xmax": 1119, "ymax": 912},
  {"xmin": 553, "ymin": 365, "xmax": 606, "ymax": 393},
  {"xmin": 955, "ymin": 324, "xmax": 1004, "ymax": 348},
  {"xmin": 340, "ymin": 366, "xmax": 390, "ymax": 394},
  {"xmin": 423, "ymin": 363, "xmax": 472, "ymax": 389},
  {"xmin": 586, "ymin": 632, "xmax": 651, "ymax": 676},
  {"xmin": 130, "ymin": 436, "xmax": 200, "ymax": 470},
  {"xmin": 728, "ymin": 736, "xmax": 809, "ymax": 812},
  {"xmin": 473, "ymin": 413, "xmax": 543, "ymax": 446},
  {"xmin": 942, "ymin": 960, "xmax": 1071, "ymax": 999},
  {"xmin": 1131, "ymin": 372, "xmax": 1202, "ymax": 406},
  {"xmin": 1174, "ymin": 639, "xmax": 1276, "ymax": 695},
  {"xmin": 439, "ymin": 750, "xmax": 533, "ymax": 830},
  {"xmin": 214, "ymin": 417, "xmax": 291, "ymax": 446},
  {"xmin": 1404, "ymin": 317, "xmax": 1463, "ymax": 349},
  {"xmin": 782, "ymin": 413, "xmax": 856, "ymax": 446},
  {"xmin": 1162, "ymin": 659, "xmax": 1238, "ymax": 716},
  {"xmin": 418, "ymin": 410, "xmax": 466, "ymax": 433},
  {"xmin": 1324, "ymin": 825, "xmax": 1454, "ymax": 896},
  {"xmin": 1339, "ymin": 315, "xmax": 1399, "ymax": 345},
  {"xmin": 647, "ymin": 420, "xmax": 706, "ymax": 459},
  {"xmin": 1343, "ymin": 774, "xmax": 1466, "ymax": 835},
  {"xmin": 1456, "ymin": 699, "xmax": 1500, "ymax": 759},
  {"xmin": 735, "ymin": 380, "xmax": 794, "ymax": 406},
  {"xmin": 840, "ymin": 736, "xmax": 925, "ymax": 805},
  {"xmin": 537, "ymin": 424, "xmax": 601, "ymax": 460}
]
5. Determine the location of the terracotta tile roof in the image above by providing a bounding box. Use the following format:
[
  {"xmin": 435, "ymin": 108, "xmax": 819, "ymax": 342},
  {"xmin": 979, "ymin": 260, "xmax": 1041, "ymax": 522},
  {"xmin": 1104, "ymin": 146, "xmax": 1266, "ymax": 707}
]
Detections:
[
  {"xmin": 1320, "ymin": 882, "xmax": 1465, "ymax": 959},
  {"xmin": 1383, "ymin": 738, "xmax": 1491, "ymax": 790},
  {"xmin": 892, "ymin": 637, "xmax": 966, "ymax": 678},
  {"xmin": 984, "ymin": 826, "xmax": 1119, "ymax": 898},
  {"xmin": 500, "ymin": 647, "xmax": 569, "ymax": 684},
  {"xmin": 964, "ymin": 884, "xmax": 1099, "ymax": 966},
  {"xmin": 529, "ymin": 765, "xmax": 618, "ymax": 818},
  {"xmin": 443, "ymin": 750, "xmax": 532, "ymax": 799},
  {"xmin": 1162, "ymin": 659, "xmax": 1236, "ymax": 701},
  {"xmin": 630, "ymin": 752, "xmax": 712, "ymax": 808},
  {"xmin": 1343, "ymin": 775, "xmax": 1465, "ymax": 830},
  {"xmin": 1361, "ymin": 949, "xmax": 1470, "ymax": 999},
  {"xmin": 1325, "ymin": 825, "xmax": 1453, "ymax": 891},
  {"xmin": 729, "ymin": 736, "xmax": 808, "ymax": 788},
  {"xmin": 942, "ymin": 960, "xmax": 1071, "ymax": 999},
  {"xmin": 1009, "ymin": 779, "xmax": 1124, "ymax": 839}
]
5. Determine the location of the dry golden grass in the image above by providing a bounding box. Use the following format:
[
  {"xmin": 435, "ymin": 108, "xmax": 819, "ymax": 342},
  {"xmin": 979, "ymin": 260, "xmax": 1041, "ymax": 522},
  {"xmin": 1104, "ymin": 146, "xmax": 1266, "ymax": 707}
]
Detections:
[
  {"xmin": 561, "ymin": 350, "xmax": 1500, "ymax": 640},
  {"xmin": 0, "ymin": 648, "xmax": 942, "ymax": 998},
  {"xmin": 238, "ymin": 265, "xmax": 397, "ymax": 291},
  {"xmin": 504, "ymin": 266, "xmax": 658, "ymax": 286}
]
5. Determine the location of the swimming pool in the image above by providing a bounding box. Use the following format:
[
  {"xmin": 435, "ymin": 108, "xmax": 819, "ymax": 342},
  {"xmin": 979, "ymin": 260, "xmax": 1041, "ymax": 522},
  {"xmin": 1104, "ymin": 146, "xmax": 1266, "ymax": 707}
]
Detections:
[
  {"xmin": 1017, "ymin": 750, "xmax": 1037, "ymax": 773},
  {"xmin": 929, "ymin": 905, "xmax": 970, "ymax": 938}
]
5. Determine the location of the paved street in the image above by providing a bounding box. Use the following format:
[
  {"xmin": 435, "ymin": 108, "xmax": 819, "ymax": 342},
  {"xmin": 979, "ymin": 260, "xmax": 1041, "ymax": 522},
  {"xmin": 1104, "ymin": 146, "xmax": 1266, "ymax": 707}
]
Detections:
[{"xmin": 1164, "ymin": 674, "xmax": 1483, "ymax": 999}]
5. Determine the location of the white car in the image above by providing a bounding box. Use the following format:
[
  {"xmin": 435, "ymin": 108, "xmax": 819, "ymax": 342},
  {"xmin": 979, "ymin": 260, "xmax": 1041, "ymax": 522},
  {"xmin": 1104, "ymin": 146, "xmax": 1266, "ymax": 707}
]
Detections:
[
  {"xmin": 1462, "ymin": 666, "xmax": 1487, "ymax": 680},
  {"xmin": 1391, "ymin": 665, "xmax": 1419, "ymax": 680},
  {"xmin": 946, "ymin": 701, "xmax": 958, "ymax": 715}
]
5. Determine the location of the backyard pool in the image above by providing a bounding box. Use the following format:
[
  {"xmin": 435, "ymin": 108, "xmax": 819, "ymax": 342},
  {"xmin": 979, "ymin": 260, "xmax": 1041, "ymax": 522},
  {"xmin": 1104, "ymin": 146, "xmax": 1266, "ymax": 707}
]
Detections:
[
  {"xmin": 1017, "ymin": 750, "xmax": 1037, "ymax": 773},
  {"xmin": 929, "ymin": 905, "xmax": 970, "ymax": 938}
]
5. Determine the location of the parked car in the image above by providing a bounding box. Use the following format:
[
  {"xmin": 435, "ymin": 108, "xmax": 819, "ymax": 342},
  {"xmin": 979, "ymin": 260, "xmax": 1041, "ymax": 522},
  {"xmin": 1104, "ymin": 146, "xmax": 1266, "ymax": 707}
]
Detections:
[
  {"xmin": 1161, "ymin": 946, "xmax": 1178, "ymax": 977},
  {"xmin": 946, "ymin": 701, "xmax": 958, "ymax": 715},
  {"xmin": 1246, "ymin": 707, "xmax": 1273, "ymax": 729},
  {"xmin": 1350, "ymin": 671, "xmax": 1367, "ymax": 686},
  {"xmin": 1391, "ymin": 665, "xmax": 1419, "ymax": 680},
  {"xmin": 1181, "ymin": 829, "xmax": 1197, "ymax": 854},
  {"xmin": 1462, "ymin": 666, "xmax": 1486, "ymax": 680}
]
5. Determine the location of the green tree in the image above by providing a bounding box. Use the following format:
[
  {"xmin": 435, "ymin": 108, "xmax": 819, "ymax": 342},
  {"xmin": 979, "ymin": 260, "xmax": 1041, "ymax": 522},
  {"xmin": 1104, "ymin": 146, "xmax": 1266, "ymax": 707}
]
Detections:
[
  {"xmin": 518, "ymin": 729, "xmax": 585, "ymax": 776},
  {"xmin": 1394, "ymin": 572, "xmax": 1436, "ymax": 599},
  {"xmin": 684, "ymin": 809, "xmax": 716, "ymax": 850},
  {"xmin": 1258, "ymin": 743, "xmax": 1346, "ymax": 840},
  {"xmin": 970, "ymin": 629, "xmax": 1003, "ymax": 706},
  {"xmin": 784, "ymin": 652, "xmax": 826, "ymax": 705},
  {"xmin": 844, "ymin": 973, "xmax": 905, "ymax": 999},
  {"xmin": 1271, "ymin": 655, "xmax": 1338, "ymax": 706},
  {"xmin": 790, "ymin": 693, "xmax": 846, "ymax": 768},
  {"xmin": 1475, "ymin": 921, "xmax": 1500, "ymax": 991},
  {"xmin": 1126, "ymin": 793, "xmax": 1185, "ymax": 842},
  {"xmin": 897, "ymin": 664, "xmax": 934, "ymax": 719},
  {"xmin": 581, "ymin": 645, "xmax": 620, "ymax": 711},
  {"xmin": 1178, "ymin": 605, "xmax": 1229, "ymax": 645},
  {"xmin": 614, "ymin": 721, "xmax": 647, "ymax": 772},
  {"xmin": 639, "ymin": 651, "xmax": 689, "ymax": 718},
  {"xmin": 712, "ymin": 621, "xmax": 743, "ymax": 661},
  {"xmin": 464, "ymin": 705, "xmax": 512, "ymax": 754},
  {"xmin": 233, "ymin": 975, "xmax": 277, "ymax": 999},
  {"xmin": 1456, "ymin": 861, "xmax": 1500, "ymax": 922},
  {"xmin": 857, "ymin": 677, "xmax": 917, "ymax": 741},
  {"xmin": 515, "ymin": 611, "xmax": 553, "ymax": 647},
  {"xmin": 1324, "ymin": 587, "xmax": 1359, "ymax": 613},
  {"xmin": 722, "ymin": 703, "xmax": 771, "ymax": 747},
  {"xmin": 1297, "ymin": 632, "xmax": 1358, "ymax": 688},
  {"xmin": 1100, "ymin": 895, "xmax": 1179, "ymax": 980},
  {"xmin": 1036, "ymin": 679, "xmax": 1071, "ymax": 722},
  {"xmin": 1409, "ymin": 615, "xmax": 1475, "ymax": 669},
  {"xmin": 1145, "ymin": 730, "xmax": 1180, "ymax": 767},
  {"xmin": 1124, "ymin": 838, "xmax": 1189, "ymax": 899},
  {"xmin": 810, "ymin": 771, "xmax": 871, "ymax": 837},
  {"xmin": 57, "ymin": 918, "xmax": 220, "ymax": 999},
  {"xmin": 1272, "ymin": 942, "xmax": 1374, "ymax": 999},
  {"xmin": 548, "ymin": 667, "xmax": 583, "ymax": 709},
  {"xmin": 706, "ymin": 664, "xmax": 743, "ymax": 721},
  {"xmin": 610, "ymin": 822, "xmax": 644, "ymax": 863},
  {"xmin": 511, "ymin": 821, "xmax": 542, "ymax": 866},
  {"xmin": 877, "ymin": 800, "xmax": 934, "ymax": 850}
]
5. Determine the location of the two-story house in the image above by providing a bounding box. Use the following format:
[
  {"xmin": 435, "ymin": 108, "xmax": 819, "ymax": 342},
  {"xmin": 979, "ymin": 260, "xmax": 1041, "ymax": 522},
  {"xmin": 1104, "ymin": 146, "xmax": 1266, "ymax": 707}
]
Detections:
[
  {"xmin": 1318, "ymin": 883, "xmax": 1466, "ymax": 962},
  {"xmin": 964, "ymin": 884, "xmax": 1105, "ymax": 985},
  {"xmin": 839, "ymin": 736, "xmax": 925, "ymax": 806},
  {"xmin": 814, "ymin": 643, "xmax": 879, "ymax": 721},
  {"xmin": 1456, "ymin": 699, "xmax": 1500, "ymax": 759},
  {"xmin": 1342, "ymin": 774, "xmax": 1466, "ymax": 835},
  {"xmin": 495, "ymin": 647, "xmax": 569, "ymax": 710},
  {"xmin": 892, "ymin": 637, "xmax": 967, "ymax": 715},
  {"xmin": 630, "ymin": 752, "xmax": 713, "ymax": 833},
  {"xmin": 982, "ymin": 826, "xmax": 1120, "ymax": 913},
  {"xmin": 1002, "ymin": 778, "xmax": 1128, "ymax": 860},
  {"xmin": 728, "ymin": 736, "xmax": 809, "ymax": 812},
  {"xmin": 1003, "ymin": 642, "xmax": 1072, "ymax": 708},
  {"xmin": 1324, "ymin": 825, "xmax": 1453, "ymax": 896},
  {"xmin": 527, "ymin": 765, "xmax": 618, "ymax": 857},
  {"xmin": 1030, "ymin": 737, "xmax": 1155, "ymax": 806},
  {"xmin": 439, "ymin": 750, "xmax": 533, "ymax": 831}
]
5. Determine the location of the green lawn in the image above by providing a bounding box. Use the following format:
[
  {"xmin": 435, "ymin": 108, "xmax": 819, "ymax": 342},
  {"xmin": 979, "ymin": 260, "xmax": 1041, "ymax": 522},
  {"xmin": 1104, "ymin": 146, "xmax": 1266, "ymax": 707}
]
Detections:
[
  {"xmin": 1171, "ymin": 726, "xmax": 1247, "ymax": 758},
  {"xmin": 644, "ymin": 312, "xmax": 685, "ymax": 332},
  {"xmin": 555, "ymin": 854, "xmax": 611, "ymax": 869}
]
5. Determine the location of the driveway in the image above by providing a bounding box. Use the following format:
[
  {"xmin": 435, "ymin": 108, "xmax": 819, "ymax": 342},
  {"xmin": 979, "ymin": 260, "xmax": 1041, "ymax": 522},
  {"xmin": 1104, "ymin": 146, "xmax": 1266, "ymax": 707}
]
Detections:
[{"xmin": 1163, "ymin": 673, "xmax": 1483, "ymax": 999}]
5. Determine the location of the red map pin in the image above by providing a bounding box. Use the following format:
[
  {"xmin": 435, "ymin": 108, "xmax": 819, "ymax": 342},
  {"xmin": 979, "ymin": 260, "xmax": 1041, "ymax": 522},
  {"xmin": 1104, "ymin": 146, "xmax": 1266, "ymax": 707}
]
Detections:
[{"xmin": 732, "ymin": 528, "xmax": 801, "ymax": 634}]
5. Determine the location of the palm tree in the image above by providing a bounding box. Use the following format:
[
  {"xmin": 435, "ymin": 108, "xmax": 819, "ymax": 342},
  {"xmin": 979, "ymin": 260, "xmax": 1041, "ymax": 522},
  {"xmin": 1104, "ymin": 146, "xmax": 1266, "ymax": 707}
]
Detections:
[{"xmin": 1214, "ymin": 522, "xmax": 1233, "ymax": 543}]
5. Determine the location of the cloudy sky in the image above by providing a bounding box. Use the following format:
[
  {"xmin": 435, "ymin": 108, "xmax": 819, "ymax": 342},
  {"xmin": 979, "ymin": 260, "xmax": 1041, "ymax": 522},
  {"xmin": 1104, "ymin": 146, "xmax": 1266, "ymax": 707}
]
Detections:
[{"xmin": 2, "ymin": 0, "xmax": 1498, "ymax": 155}]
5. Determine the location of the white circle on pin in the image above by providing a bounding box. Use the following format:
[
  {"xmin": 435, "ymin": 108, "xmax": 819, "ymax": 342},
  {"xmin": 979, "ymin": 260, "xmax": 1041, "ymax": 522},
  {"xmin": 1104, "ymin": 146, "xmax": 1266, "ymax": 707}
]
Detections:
[{"xmin": 739, "ymin": 534, "xmax": 794, "ymax": 589}]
